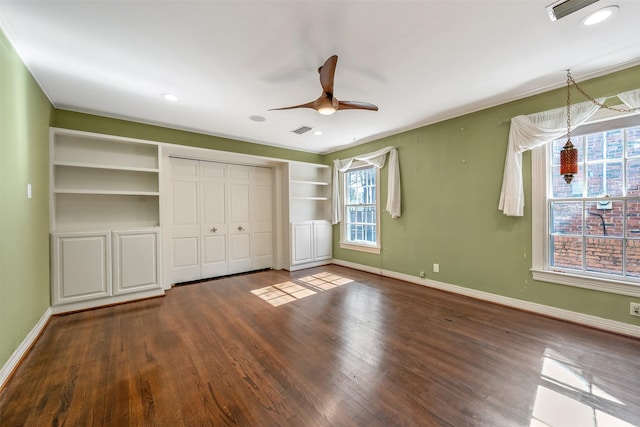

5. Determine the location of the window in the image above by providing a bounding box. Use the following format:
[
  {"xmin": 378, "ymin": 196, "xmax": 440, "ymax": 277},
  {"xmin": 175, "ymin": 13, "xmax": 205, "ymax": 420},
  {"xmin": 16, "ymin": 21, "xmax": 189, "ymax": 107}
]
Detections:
[
  {"xmin": 532, "ymin": 114, "xmax": 640, "ymax": 297},
  {"xmin": 341, "ymin": 165, "xmax": 380, "ymax": 253}
]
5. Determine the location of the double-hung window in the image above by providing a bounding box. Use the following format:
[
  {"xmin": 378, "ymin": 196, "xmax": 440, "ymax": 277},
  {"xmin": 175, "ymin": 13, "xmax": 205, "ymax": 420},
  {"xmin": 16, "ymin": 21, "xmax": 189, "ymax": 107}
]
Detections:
[
  {"xmin": 532, "ymin": 114, "xmax": 640, "ymax": 296},
  {"xmin": 341, "ymin": 164, "xmax": 380, "ymax": 253}
]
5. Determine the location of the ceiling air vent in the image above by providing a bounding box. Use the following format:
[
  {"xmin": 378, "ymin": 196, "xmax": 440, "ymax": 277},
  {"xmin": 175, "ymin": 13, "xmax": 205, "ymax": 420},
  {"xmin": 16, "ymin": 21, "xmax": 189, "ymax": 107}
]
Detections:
[
  {"xmin": 291, "ymin": 126, "xmax": 312, "ymax": 135},
  {"xmin": 546, "ymin": 0, "xmax": 599, "ymax": 21}
]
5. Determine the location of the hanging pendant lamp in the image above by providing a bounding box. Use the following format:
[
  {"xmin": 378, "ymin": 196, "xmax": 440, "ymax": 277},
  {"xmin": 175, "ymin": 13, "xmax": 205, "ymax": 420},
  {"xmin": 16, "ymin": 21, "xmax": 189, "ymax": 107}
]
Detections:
[{"xmin": 560, "ymin": 70, "xmax": 578, "ymax": 184}]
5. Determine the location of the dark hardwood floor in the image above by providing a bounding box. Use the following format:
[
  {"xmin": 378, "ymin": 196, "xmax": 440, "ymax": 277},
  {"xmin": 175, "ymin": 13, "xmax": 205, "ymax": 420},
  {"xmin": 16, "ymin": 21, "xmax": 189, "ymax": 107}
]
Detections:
[{"xmin": 2, "ymin": 265, "xmax": 640, "ymax": 426}]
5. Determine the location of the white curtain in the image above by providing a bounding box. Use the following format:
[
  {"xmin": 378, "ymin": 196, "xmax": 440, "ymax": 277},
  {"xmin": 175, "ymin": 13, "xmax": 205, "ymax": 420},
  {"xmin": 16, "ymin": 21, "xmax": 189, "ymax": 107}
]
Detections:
[
  {"xmin": 332, "ymin": 146, "xmax": 401, "ymax": 224},
  {"xmin": 619, "ymin": 88, "xmax": 640, "ymax": 109},
  {"xmin": 498, "ymin": 99, "xmax": 605, "ymax": 217}
]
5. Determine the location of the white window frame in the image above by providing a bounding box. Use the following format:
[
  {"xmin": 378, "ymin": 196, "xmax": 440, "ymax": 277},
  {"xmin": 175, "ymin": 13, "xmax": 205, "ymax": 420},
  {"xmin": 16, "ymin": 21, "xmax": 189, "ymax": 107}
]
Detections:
[
  {"xmin": 340, "ymin": 163, "xmax": 381, "ymax": 254},
  {"xmin": 531, "ymin": 112, "xmax": 640, "ymax": 298}
]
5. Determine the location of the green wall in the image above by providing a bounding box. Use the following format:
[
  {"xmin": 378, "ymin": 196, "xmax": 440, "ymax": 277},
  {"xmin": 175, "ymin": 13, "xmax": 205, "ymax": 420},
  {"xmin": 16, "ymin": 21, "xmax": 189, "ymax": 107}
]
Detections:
[
  {"xmin": 327, "ymin": 65, "xmax": 640, "ymax": 326},
  {"xmin": 0, "ymin": 30, "xmax": 52, "ymax": 369}
]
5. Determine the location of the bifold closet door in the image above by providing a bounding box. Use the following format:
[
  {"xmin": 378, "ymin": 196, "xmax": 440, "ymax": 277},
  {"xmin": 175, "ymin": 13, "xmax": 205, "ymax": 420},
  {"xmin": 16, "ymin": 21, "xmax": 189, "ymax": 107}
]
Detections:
[
  {"xmin": 168, "ymin": 158, "xmax": 201, "ymax": 283},
  {"xmin": 227, "ymin": 165, "xmax": 252, "ymax": 274},
  {"xmin": 251, "ymin": 167, "xmax": 273, "ymax": 269},
  {"xmin": 168, "ymin": 158, "xmax": 273, "ymax": 285},
  {"xmin": 200, "ymin": 162, "xmax": 228, "ymax": 278}
]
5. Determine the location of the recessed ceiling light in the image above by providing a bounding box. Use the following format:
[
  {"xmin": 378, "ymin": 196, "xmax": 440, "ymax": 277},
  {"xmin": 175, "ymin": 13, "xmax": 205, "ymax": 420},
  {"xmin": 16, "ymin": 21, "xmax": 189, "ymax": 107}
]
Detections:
[
  {"xmin": 161, "ymin": 93, "xmax": 178, "ymax": 101},
  {"xmin": 581, "ymin": 5, "xmax": 618, "ymax": 26},
  {"xmin": 314, "ymin": 130, "xmax": 322, "ymax": 135}
]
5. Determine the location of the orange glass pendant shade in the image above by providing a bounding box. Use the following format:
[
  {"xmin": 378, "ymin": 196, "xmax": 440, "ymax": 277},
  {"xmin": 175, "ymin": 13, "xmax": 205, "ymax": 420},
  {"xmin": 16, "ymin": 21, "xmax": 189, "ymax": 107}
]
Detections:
[{"xmin": 560, "ymin": 139, "xmax": 578, "ymax": 184}]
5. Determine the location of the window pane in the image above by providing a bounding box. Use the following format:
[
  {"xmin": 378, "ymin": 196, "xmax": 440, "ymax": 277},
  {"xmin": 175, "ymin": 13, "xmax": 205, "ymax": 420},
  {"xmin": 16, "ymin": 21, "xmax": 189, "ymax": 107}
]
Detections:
[
  {"xmin": 626, "ymin": 126, "xmax": 640, "ymax": 158},
  {"xmin": 585, "ymin": 238, "xmax": 622, "ymax": 275},
  {"xmin": 585, "ymin": 201, "xmax": 622, "ymax": 237},
  {"xmin": 586, "ymin": 133, "xmax": 604, "ymax": 161},
  {"xmin": 626, "ymin": 159, "xmax": 640, "ymax": 196},
  {"xmin": 626, "ymin": 239, "xmax": 640, "ymax": 278},
  {"xmin": 345, "ymin": 205, "xmax": 377, "ymax": 245},
  {"xmin": 586, "ymin": 163, "xmax": 603, "ymax": 197},
  {"xmin": 605, "ymin": 129, "xmax": 623, "ymax": 159},
  {"xmin": 551, "ymin": 202, "xmax": 583, "ymax": 235},
  {"xmin": 552, "ymin": 164, "xmax": 584, "ymax": 198},
  {"xmin": 550, "ymin": 236, "xmax": 582, "ymax": 270},
  {"xmin": 625, "ymin": 200, "xmax": 640, "ymax": 237},
  {"xmin": 605, "ymin": 162, "xmax": 623, "ymax": 196}
]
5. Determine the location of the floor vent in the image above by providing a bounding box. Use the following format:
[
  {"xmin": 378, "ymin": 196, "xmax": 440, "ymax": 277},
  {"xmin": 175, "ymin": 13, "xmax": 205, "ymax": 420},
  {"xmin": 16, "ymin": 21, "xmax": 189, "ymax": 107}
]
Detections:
[
  {"xmin": 546, "ymin": 0, "xmax": 599, "ymax": 21},
  {"xmin": 292, "ymin": 126, "xmax": 312, "ymax": 135}
]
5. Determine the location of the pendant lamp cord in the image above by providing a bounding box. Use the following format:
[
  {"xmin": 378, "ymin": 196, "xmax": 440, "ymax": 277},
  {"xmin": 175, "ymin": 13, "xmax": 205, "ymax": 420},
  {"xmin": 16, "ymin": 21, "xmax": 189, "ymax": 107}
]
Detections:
[{"xmin": 567, "ymin": 69, "xmax": 640, "ymax": 113}]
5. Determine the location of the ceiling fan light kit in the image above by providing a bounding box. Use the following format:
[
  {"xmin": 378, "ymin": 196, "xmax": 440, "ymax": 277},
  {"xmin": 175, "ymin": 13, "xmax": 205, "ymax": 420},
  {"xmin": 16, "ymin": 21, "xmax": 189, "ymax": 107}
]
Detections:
[{"xmin": 270, "ymin": 55, "xmax": 378, "ymax": 115}]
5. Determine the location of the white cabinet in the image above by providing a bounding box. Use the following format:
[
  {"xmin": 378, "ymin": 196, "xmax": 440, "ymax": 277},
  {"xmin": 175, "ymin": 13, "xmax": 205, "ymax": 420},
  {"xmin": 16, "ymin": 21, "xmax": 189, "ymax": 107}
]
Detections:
[
  {"xmin": 51, "ymin": 229, "xmax": 160, "ymax": 313},
  {"xmin": 166, "ymin": 158, "xmax": 273, "ymax": 284},
  {"xmin": 290, "ymin": 220, "xmax": 332, "ymax": 269},
  {"xmin": 112, "ymin": 229, "xmax": 160, "ymax": 295},
  {"xmin": 51, "ymin": 232, "xmax": 111, "ymax": 306},
  {"xmin": 49, "ymin": 128, "xmax": 164, "ymax": 313},
  {"xmin": 286, "ymin": 162, "xmax": 333, "ymax": 270}
]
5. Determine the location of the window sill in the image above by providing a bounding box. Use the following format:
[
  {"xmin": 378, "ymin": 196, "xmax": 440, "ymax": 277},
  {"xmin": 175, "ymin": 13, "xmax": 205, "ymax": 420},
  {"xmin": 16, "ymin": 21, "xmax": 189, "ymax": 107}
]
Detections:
[
  {"xmin": 340, "ymin": 242, "xmax": 381, "ymax": 254},
  {"xmin": 531, "ymin": 268, "xmax": 640, "ymax": 298}
]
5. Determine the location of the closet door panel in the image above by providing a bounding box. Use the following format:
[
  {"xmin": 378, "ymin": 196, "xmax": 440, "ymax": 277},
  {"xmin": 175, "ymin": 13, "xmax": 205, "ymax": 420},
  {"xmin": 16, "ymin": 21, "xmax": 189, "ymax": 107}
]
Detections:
[
  {"xmin": 228, "ymin": 165, "xmax": 251, "ymax": 273},
  {"xmin": 229, "ymin": 234, "xmax": 251, "ymax": 274},
  {"xmin": 251, "ymin": 167, "xmax": 273, "ymax": 269},
  {"xmin": 200, "ymin": 162, "xmax": 228, "ymax": 278},
  {"xmin": 169, "ymin": 158, "xmax": 200, "ymax": 283}
]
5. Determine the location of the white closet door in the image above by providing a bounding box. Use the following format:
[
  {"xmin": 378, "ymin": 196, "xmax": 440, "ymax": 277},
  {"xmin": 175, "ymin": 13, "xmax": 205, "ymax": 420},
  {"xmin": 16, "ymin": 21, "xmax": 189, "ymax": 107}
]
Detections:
[
  {"xmin": 228, "ymin": 165, "xmax": 252, "ymax": 274},
  {"xmin": 200, "ymin": 161, "xmax": 228, "ymax": 278},
  {"xmin": 169, "ymin": 158, "xmax": 201, "ymax": 283},
  {"xmin": 251, "ymin": 167, "xmax": 273, "ymax": 269}
]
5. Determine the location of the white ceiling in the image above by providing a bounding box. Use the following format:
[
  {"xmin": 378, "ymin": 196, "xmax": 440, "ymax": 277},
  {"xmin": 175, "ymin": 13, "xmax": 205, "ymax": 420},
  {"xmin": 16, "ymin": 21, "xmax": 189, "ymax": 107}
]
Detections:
[{"xmin": 1, "ymin": 1, "xmax": 639, "ymax": 154}]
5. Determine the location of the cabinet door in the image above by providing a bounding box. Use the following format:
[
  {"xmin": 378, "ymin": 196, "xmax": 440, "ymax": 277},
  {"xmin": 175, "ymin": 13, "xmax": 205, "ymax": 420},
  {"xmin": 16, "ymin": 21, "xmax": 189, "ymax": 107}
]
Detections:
[
  {"xmin": 313, "ymin": 220, "xmax": 333, "ymax": 260},
  {"xmin": 200, "ymin": 162, "xmax": 228, "ymax": 278},
  {"xmin": 228, "ymin": 165, "xmax": 252, "ymax": 274},
  {"xmin": 251, "ymin": 167, "xmax": 273, "ymax": 270},
  {"xmin": 113, "ymin": 229, "xmax": 160, "ymax": 295},
  {"xmin": 52, "ymin": 232, "xmax": 111, "ymax": 305},
  {"xmin": 168, "ymin": 158, "xmax": 201, "ymax": 283},
  {"xmin": 291, "ymin": 222, "xmax": 313, "ymax": 265}
]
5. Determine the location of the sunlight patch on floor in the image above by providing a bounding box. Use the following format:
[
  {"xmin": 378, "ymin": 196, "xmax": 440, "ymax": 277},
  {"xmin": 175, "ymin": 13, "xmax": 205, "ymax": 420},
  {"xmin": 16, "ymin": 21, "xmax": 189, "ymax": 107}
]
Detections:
[{"xmin": 251, "ymin": 272, "xmax": 353, "ymax": 307}]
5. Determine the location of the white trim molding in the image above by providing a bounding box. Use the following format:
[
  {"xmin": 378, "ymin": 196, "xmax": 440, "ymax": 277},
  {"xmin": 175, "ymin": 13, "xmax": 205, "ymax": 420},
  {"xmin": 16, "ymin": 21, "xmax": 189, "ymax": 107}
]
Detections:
[
  {"xmin": 332, "ymin": 259, "xmax": 640, "ymax": 339},
  {"xmin": 0, "ymin": 307, "xmax": 52, "ymax": 390}
]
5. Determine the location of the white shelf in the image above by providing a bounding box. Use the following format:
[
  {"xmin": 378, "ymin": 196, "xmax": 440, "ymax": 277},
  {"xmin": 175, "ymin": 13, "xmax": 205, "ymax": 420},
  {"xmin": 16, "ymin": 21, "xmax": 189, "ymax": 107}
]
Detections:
[
  {"xmin": 291, "ymin": 196, "xmax": 329, "ymax": 201},
  {"xmin": 290, "ymin": 180, "xmax": 329, "ymax": 186},
  {"xmin": 54, "ymin": 161, "xmax": 159, "ymax": 173},
  {"xmin": 54, "ymin": 189, "xmax": 160, "ymax": 196}
]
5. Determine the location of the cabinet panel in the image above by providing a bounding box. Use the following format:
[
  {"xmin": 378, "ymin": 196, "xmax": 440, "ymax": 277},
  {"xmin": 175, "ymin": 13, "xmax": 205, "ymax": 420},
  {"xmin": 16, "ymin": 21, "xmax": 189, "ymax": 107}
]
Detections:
[
  {"xmin": 291, "ymin": 222, "xmax": 313, "ymax": 265},
  {"xmin": 113, "ymin": 230, "xmax": 160, "ymax": 295},
  {"xmin": 314, "ymin": 221, "xmax": 333, "ymax": 260},
  {"xmin": 52, "ymin": 232, "xmax": 111, "ymax": 305}
]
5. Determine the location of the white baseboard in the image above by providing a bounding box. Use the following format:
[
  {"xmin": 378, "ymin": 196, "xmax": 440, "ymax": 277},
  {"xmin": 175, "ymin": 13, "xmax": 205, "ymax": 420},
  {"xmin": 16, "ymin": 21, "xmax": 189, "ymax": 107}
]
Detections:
[
  {"xmin": 0, "ymin": 307, "xmax": 52, "ymax": 390},
  {"xmin": 332, "ymin": 259, "xmax": 640, "ymax": 339}
]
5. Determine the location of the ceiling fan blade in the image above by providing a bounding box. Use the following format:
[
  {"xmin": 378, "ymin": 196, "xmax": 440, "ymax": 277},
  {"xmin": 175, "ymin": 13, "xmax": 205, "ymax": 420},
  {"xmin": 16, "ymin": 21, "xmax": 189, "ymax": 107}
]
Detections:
[
  {"xmin": 337, "ymin": 100, "xmax": 379, "ymax": 111},
  {"xmin": 319, "ymin": 55, "xmax": 338, "ymax": 95},
  {"xmin": 269, "ymin": 100, "xmax": 318, "ymax": 111}
]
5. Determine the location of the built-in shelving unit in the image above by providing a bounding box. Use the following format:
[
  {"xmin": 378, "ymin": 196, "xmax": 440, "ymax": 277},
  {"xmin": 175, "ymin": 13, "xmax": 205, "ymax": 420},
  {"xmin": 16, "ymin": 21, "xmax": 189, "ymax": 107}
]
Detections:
[
  {"xmin": 51, "ymin": 129, "xmax": 160, "ymax": 233},
  {"xmin": 49, "ymin": 128, "xmax": 163, "ymax": 313},
  {"xmin": 288, "ymin": 162, "xmax": 331, "ymax": 222},
  {"xmin": 286, "ymin": 162, "xmax": 332, "ymax": 270}
]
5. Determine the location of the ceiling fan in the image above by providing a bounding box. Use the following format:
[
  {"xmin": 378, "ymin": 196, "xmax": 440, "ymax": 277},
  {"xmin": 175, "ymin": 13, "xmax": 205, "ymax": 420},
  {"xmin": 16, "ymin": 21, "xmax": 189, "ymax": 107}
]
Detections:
[{"xmin": 270, "ymin": 55, "xmax": 378, "ymax": 115}]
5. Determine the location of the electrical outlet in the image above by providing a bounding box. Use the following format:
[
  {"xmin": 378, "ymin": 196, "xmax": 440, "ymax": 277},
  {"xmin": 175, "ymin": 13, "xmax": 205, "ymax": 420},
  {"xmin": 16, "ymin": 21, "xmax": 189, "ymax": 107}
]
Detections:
[
  {"xmin": 419, "ymin": 271, "xmax": 425, "ymax": 278},
  {"xmin": 631, "ymin": 302, "xmax": 640, "ymax": 317},
  {"xmin": 433, "ymin": 263, "xmax": 439, "ymax": 273}
]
